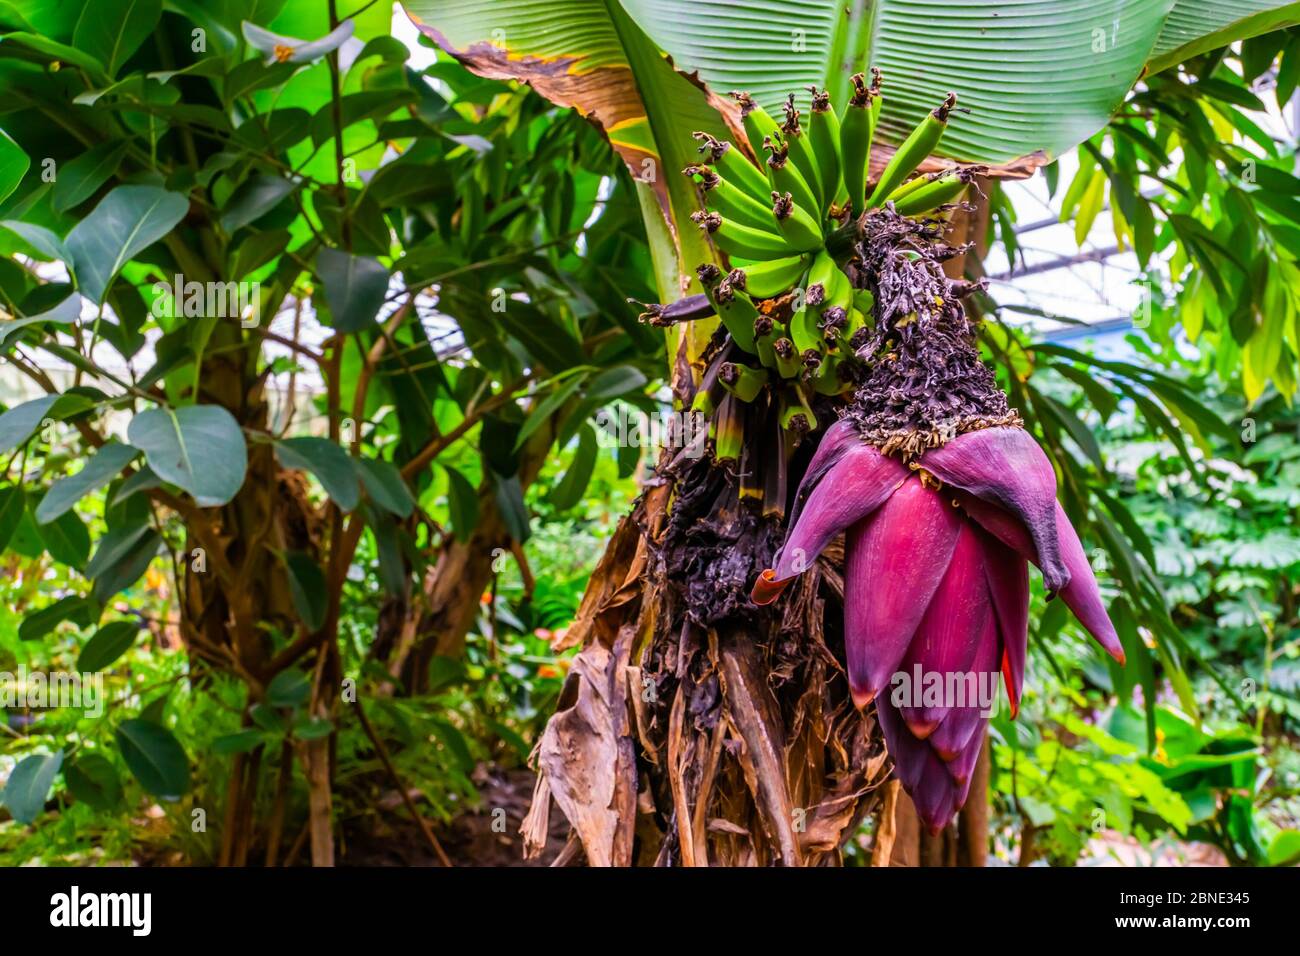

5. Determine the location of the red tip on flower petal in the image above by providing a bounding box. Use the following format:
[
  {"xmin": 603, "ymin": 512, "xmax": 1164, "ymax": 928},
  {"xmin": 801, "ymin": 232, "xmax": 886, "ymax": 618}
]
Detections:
[
  {"xmin": 750, "ymin": 568, "xmax": 788, "ymax": 606},
  {"xmin": 905, "ymin": 717, "xmax": 940, "ymax": 740},
  {"xmin": 1001, "ymin": 650, "xmax": 1019, "ymax": 719}
]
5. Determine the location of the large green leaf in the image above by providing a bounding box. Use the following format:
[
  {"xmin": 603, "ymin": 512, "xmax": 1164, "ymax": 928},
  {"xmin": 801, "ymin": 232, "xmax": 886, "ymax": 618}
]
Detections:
[
  {"xmin": 127, "ymin": 405, "xmax": 248, "ymax": 507},
  {"xmin": 619, "ymin": 0, "xmax": 1175, "ymax": 167},
  {"xmin": 72, "ymin": 0, "xmax": 162, "ymax": 77},
  {"xmin": 403, "ymin": 0, "xmax": 725, "ymax": 290},
  {"xmin": 1149, "ymin": 1, "xmax": 1300, "ymax": 74},
  {"xmin": 65, "ymin": 185, "xmax": 189, "ymax": 304}
]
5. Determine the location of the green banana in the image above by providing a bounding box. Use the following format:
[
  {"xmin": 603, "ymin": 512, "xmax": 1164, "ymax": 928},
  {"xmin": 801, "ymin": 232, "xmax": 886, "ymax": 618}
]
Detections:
[
  {"xmin": 714, "ymin": 394, "xmax": 744, "ymax": 463},
  {"xmin": 685, "ymin": 165, "xmax": 782, "ymax": 233},
  {"xmin": 771, "ymin": 192, "xmax": 824, "ymax": 251},
  {"xmin": 753, "ymin": 315, "xmax": 778, "ymax": 369},
  {"xmin": 868, "ymin": 92, "xmax": 957, "ymax": 209},
  {"xmin": 893, "ymin": 169, "xmax": 972, "ymax": 216},
  {"xmin": 731, "ymin": 91, "xmax": 782, "ymax": 162},
  {"xmin": 719, "ymin": 362, "xmax": 769, "ymax": 402},
  {"xmin": 779, "ymin": 94, "xmax": 825, "ymax": 211},
  {"xmin": 807, "ymin": 86, "xmax": 842, "ymax": 216},
  {"xmin": 697, "ymin": 263, "xmax": 759, "ymax": 354},
  {"xmin": 763, "ymin": 137, "xmax": 821, "ymax": 220},
  {"xmin": 772, "ymin": 337, "xmax": 801, "ymax": 379},
  {"xmin": 779, "ymin": 386, "xmax": 816, "ymax": 439},
  {"xmin": 693, "ymin": 132, "xmax": 772, "ymax": 203},
  {"xmin": 692, "ymin": 210, "xmax": 798, "ymax": 259},
  {"xmin": 840, "ymin": 69, "xmax": 881, "ymax": 217},
  {"xmin": 731, "ymin": 253, "xmax": 811, "ymax": 299}
]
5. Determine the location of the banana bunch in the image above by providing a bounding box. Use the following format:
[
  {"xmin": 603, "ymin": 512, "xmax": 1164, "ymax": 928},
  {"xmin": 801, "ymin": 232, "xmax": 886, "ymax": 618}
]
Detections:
[{"xmin": 677, "ymin": 73, "xmax": 974, "ymax": 435}]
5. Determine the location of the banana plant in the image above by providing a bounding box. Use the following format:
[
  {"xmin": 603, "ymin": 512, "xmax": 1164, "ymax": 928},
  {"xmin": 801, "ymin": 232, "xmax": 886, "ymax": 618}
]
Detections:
[{"xmin": 411, "ymin": 0, "xmax": 1300, "ymax": 866}]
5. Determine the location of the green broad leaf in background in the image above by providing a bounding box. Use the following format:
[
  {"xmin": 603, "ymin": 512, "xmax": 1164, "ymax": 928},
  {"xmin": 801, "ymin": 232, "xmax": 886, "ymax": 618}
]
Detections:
[
  {"xmin": 0, "ymin": 128, "xmax": 29, "ymax": 205},
  {"xmin": 611, "ymin": 0, "xmax": 1175, "ymax": 167},
  {"xmin": 548, "ymin": 422, "xmax": 598, "ymax": 511},
  {"xmin": 283, "ymin": 550, "xmax": 327, "ymax": 632},
  {"xmin": 0, "ymin": 395, "xmax": 58, "ymax": 455},
  {"xmin": 266, "ymin": 669, "xmax": 311, "ymax": 709},
  {"xmin": 493, "ymin": 471, "xmax": 530, "ymax": 544},
  {"xmin": 275, "ymin": 436, "xmax": 361, "ymax": 511},
  {"xmin": 0, "ymin": 484, "xmax": 27, "ymax": 552},
  {"xmin": 1148, "ymin": 1, "xmax": 1300, "ymax": 74},
  {"xmin": 443, "ymin": 464, "xmax": 479, "ymax": 542},
  {"xmin": 65, "ymin": 185, "xmax": 189, "ymax": 304},
  {"xmin": 1, "ymin": 752, "xmax": 63, "ymax": 824},
  {"xmin": 0, "ymin": 294, "xmax": 81, "ymax": 347},
  {"xmin": 355, "ymin": 458, "xmax": 414, "ymax": 518},
  {"xmin": 219, "ymin": 173, "xmax": 298, "ymax": 233},
  {"xmin": 63, "ymin": 753, "xmax": 124, "ymax": 811},
  {"xmin": 86, "ymin": 524, "xmax": 163, "ymax": 602},
  {"xmin": 51, "ymin": 142, "xmax": 130, "ymax": 213},
  {"xmin": 18, "ymin": 595, "xmax": 94, "ymax": 642},
  {"xmin": 36, "ymin": 441, "xmax": 140, "ymax": 524},
  {"xmin": 72, "ymin": 0, "xmax": 163, "ymax": 77},
  {"xmin": 127, "ymin": 405, "xmax": 248, "ymax": 507},
  {"xmin": 316, "ymin": 247, "xmax": 390, "ymax": 332},
  {"xmin": 77, "ymin": 620, "xmax": 141, "ymax": 672},
  {"xmin": 116, "ymin": 718, "xmax": 190, "ymax": 797},
  {"xmin": 0, "ymin": 220, "xmax": 73, "ymax": 265},
  {"xmin": 38, "ymin": 507, "xmax": 92, "ymax": 570}
]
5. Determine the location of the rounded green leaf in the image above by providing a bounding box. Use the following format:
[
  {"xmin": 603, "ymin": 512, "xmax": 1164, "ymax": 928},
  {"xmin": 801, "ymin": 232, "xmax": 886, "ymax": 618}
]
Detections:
[
  {"xmin": 127, "ymin": 405, "xmax": 248, "ymax": 507},
  {"xmin": 77, "ymin": 620, "xmax": 140, "ymax": 672},
  {"xmin": 64, "ymin": 753, "xmax": 124, "ymax": 811},
  {"xmin": 2, "ymin": 752, "xmax": 63, "ymax": 824},
  {"xmin": 116, "ymin": 718, "xmax": 190, "ymax": 797}
]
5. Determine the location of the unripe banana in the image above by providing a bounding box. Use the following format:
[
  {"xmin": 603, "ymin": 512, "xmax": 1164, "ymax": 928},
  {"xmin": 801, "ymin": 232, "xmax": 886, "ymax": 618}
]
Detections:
[
  {"xmin": 771, "ymin": 192, "xmax": 824, "ymax": 251},
  {"xmin": 692, "ymin": 210, "xmax": 799, "ymax": 259},
  {"xmin": 719, "ymin": 362, "xmax": 769, "ymax": 402},
  {"xmin": 892, "ymin": 169, "xmax": 972, "ymax": 216},
  {"xmin": 684, "ymin": 165, "xmax": 782, "ymax": 233},
  {"xmin": 764, "ymin": 137, "xmax": 820, "ymax": 221},
  {"xmin": 731, "ymin": 91, "xmax": 782, "ymax": 156},
  {"xmin": 772, "ymin": 336, "xmax": 801, "ymax": 379},
  {"xmin": 868, "ymin": 92, "xmax": 956, "ymax": 209},
  {"xmin": 731, "ymin": 253, "xmax": 812, "ymax": 299},
  {"xmin": 779, "ymin": 386, "xmax": 816, "ymax": 439},
  {"xmin": 779, "ymin": 94, "xmax": 825, "ymax": 211},
  {"xmin": 753, "ymin": 314, "xmax": 778, "ymax": 369},
  {"xmin": 714, "ymin": 393, "xmax": 744, "ymax": 464},
  {"xmin": 807, "ymin": 86, "xmax": 842, "ymax": 216},
  {"xmin": 693, "ymin": 132, "xmax": 772, "ymax": 203},
  {"xmin": 697, "ymin": 263, "xmax": 759, "ymax": 354},
  {"xmin": 840, "ymin": 69, "xmax": 881, "ymax": 217}
]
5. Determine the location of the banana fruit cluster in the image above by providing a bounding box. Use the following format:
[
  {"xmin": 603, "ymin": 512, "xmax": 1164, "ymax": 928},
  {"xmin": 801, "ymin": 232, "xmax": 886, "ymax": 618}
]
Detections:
[{"xmin": 678, "ymin": 71, "xmax": 977, "ymax": 460}]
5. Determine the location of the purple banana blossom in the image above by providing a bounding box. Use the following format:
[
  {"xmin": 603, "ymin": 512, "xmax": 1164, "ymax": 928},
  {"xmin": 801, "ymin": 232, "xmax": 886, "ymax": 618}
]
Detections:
[{"xmin": 751, "ymin": 418, "xmax": 1125, "ymax": 832}]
